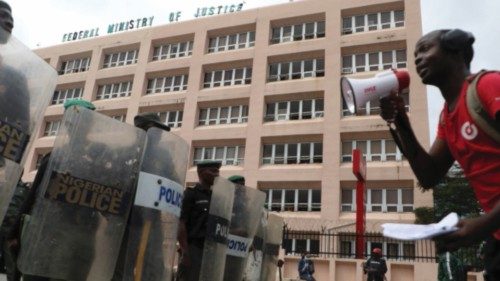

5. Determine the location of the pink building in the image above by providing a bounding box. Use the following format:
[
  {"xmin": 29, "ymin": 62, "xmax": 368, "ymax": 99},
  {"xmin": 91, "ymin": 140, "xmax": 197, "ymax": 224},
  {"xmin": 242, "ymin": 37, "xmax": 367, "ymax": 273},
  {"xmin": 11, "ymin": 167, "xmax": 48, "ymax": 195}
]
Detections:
[{"xmin": 23, "ymin": 1, "xmax": 460, "ymax": 279}]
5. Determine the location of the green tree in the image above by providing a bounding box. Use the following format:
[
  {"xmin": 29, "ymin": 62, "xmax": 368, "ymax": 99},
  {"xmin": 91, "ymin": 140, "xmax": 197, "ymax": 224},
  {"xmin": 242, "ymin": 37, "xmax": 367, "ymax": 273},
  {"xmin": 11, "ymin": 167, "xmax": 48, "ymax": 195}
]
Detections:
[{"xmin": 433, "ymin": 164, "xmax": 482, "ymax": 220}]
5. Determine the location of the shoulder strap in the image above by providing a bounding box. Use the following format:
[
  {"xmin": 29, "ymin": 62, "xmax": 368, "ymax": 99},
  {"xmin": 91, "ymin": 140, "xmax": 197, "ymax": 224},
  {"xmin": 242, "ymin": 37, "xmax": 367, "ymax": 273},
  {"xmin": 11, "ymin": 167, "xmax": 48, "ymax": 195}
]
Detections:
[{"xmin": 466, "ymin": 70, "xmax": 500, "ymax": 143}]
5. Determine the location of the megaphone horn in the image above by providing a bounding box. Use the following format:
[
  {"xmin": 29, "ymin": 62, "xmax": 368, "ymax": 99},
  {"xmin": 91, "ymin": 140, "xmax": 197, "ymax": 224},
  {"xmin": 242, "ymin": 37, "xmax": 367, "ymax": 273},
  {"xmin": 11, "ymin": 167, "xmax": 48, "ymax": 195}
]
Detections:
[{"xmin": 341, "ymin": 69, "xmax": 410, "ymax": 115}]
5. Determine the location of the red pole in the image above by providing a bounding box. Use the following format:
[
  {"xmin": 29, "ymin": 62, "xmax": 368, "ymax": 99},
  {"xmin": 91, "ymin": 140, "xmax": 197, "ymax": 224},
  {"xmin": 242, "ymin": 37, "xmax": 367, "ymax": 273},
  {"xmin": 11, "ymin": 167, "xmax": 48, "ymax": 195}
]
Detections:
[{"xmin": 352, "ymin": 149, "xmax": 366, "ymax": 259}]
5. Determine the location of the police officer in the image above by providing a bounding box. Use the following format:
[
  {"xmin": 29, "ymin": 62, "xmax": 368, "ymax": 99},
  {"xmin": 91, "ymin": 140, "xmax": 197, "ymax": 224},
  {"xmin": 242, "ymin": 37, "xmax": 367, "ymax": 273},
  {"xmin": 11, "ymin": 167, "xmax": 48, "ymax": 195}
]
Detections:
[{"xmin": 177, "ymin": 160, "xmax": 221, "ymax": 281}]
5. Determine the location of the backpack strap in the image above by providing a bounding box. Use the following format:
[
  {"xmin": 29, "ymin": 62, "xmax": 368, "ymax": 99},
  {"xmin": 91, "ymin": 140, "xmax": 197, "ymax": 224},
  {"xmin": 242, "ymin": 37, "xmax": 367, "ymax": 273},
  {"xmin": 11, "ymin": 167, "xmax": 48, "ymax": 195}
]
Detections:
[{"xmin": 466, "ymin": 70, "xmax": 500, "ymax": 143}]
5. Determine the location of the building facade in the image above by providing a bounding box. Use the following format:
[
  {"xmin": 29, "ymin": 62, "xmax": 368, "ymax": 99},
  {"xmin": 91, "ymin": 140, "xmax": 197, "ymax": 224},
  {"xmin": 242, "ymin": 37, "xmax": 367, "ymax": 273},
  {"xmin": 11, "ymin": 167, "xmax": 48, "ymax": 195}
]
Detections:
[{"xmin": 26, "ymin": 0, "xmax": 431, "ymax": 260}]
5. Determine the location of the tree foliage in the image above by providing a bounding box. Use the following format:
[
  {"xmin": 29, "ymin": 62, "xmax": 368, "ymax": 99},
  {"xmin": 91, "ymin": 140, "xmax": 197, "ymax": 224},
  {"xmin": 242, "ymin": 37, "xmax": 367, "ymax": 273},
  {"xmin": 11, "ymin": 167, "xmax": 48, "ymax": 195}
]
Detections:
[
  {"xmin": 414, "ymin": 163, "xmax": 482, "ymax": 223},
  {"xmin": 433, "ymin": 164, "xmax": 482, "ymax": 220}
]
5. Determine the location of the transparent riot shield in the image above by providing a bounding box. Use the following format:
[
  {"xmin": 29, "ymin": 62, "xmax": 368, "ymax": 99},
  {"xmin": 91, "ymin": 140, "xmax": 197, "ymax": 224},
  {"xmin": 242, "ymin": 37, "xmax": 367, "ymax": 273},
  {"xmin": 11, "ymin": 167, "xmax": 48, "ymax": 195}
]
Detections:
[
  {"xmin": 198, "ymin": 177, "xmax": 235, "ymax": 281},
  {"xmin": 260, "ymin": 213, "xmax": 284, "ymax": 281},
  {"xmin": 18, "ymin": 107, "xmax": 146, "ymax": 281},
  {"xmin": 0, "ymin": 28, "xmax": 57, "ymax": 222},
  {"xmin": 120, "ymin": 128, "xmax": 189, "ymax": 281},
  {"xmin": 242, "ymin": 209, "xmax": 267, "ymax": 281},
  {"xmin": 223, "ymin": 186, "xmax": 265, "ymax": 281}
]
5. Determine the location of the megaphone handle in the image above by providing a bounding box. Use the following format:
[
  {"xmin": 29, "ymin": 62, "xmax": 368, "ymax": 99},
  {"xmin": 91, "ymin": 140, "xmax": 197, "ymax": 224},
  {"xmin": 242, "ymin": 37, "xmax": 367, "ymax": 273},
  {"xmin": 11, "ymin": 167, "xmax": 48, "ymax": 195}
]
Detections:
[{"xmin": 388, "ymin": 118, "xmax": 418, "ymax": 160}]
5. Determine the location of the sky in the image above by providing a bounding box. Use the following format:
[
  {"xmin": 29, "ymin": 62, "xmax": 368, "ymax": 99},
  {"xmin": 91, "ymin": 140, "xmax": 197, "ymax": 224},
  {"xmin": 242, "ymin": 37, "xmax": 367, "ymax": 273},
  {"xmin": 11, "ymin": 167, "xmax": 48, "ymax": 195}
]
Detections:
[{"xmin": 8, "ymin": 0, "xmax": 500, "ymax": 142}]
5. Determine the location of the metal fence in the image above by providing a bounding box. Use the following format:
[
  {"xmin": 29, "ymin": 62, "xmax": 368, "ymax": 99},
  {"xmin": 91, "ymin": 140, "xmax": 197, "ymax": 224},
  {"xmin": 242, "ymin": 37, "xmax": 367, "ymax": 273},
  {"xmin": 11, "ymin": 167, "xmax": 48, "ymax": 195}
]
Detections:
[{"xmin": 282, "ymin": 228, "xmax": 484, "ymax": 270}]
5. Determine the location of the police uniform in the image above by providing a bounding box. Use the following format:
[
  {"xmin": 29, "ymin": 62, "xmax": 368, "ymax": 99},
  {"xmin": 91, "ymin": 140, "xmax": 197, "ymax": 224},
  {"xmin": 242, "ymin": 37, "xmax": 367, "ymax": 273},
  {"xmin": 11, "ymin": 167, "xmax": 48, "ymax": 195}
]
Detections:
[{"xmin": 177, "ymin": 183, "xmax": 212, "ymax": 281}]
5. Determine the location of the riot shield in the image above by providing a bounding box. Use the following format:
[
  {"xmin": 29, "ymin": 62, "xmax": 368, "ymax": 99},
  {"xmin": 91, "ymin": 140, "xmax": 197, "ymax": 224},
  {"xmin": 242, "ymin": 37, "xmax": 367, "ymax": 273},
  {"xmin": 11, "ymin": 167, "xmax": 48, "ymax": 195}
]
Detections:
[
  {"xmin": 121, "ymin": 128, "xmax": 189, "ymax": 281},
  {"xmin": 18, "ymin": 107, "xmax": 146, "ymax": 281},
  {"xmin": 198, "ymin": 177, "xmax": 235, "ymax": 281},
  {"xmin": 260, "ymin": 213, "xmax": 284, "ymax": 281},
  {"xmin": 242, "ymin": 209, "xmax": 267, "ymax": 281},
  {"xmin": 0, "ymin": 28, "xmax": 57, "ymax": 222},
  {"xmin": 223, "ymin": 186, "xmax": 265, "ymax": 281}
]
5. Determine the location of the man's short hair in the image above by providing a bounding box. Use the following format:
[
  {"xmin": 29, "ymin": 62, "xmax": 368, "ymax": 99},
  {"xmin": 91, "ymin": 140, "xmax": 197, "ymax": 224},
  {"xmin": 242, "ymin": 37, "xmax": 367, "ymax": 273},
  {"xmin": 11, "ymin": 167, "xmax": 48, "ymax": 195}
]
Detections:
[
  {"xmin": 0, "ymin": 1, "xmax": 11, "ymax": 12},
  {"xmin": 436, "ymin": 29, "xmax": 475, "ymax": 69}
]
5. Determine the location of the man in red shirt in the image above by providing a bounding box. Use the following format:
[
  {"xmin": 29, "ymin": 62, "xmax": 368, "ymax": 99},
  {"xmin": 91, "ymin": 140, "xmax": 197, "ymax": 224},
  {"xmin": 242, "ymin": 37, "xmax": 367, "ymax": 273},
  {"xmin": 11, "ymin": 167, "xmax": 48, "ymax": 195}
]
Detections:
[{"xmin": 380, "ymin": 29, "xmax": 500, "ymax": 280}]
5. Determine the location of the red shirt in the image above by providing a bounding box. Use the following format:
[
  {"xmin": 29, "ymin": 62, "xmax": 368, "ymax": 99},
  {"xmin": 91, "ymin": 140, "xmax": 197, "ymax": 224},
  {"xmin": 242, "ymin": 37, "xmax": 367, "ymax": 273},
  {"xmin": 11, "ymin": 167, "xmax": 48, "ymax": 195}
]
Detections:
[{"xmin": 437, "ymin": 72, "xmax": 500, "ymax": 239}]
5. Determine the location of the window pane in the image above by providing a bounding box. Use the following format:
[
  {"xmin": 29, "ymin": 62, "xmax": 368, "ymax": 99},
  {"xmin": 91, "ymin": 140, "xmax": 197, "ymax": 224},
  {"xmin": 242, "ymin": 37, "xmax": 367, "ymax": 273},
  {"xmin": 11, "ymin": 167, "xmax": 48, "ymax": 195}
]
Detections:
[
  {"xmin": 341, "ymin": 189, "xmax": 353, "ymax": 204},
  {"xmin": 355, "ymin": 54, "xmax": 366, "ymax": 72},
  {"xmin": 275, "ymin": 144, "xmax": 285, "ymax": 164},
  {"xmin": 402, "ymin": 189, "xmax": 413, "ymax": 204},
  {"xmin": 284, "ymin": 190, "xmax": 295, "ymax": 211},
  {"xmin": 369, "ymin": 53, "xmax": 379, "ymax": 71},
  {"xmin": 381, "ymin": 12, "xmax": 391, "ymax": 29},
  {"xmin": 386, "ymin": 189, "xmax": 398, "ymax": 204},
  {"xmin": 368, "ymin": 14, "xmax": 378, "ymax": 30},
  {"xmin": 313, "ymin": 143, "xmax": 322, "ymax": 163},
  {"xmin": 290, "ymin": 101, "xmax": 300, "ymax": 120},
  {"xmin": 263, "ymin": 145, "xmax": 273, "ymax": 158},
  {"xmin": 317, "ymin": 21, "xmax": 325, "ymax": 37},
  {"xmin": 293, "ymin": 24, "xmax": 303, "ymax": 40},
  {"xmin": 355, "ymin": 15, "xmax": 365, "ymax": 32},
  {"xmin": 298, "ymin": 190, "xmax": 308, "ymax": 211},
  {"xmin": 300, "ymin": 143, "xmax": 311, "ymax": 163},
  {"xmin": 287, "ymin": 143, "xmax": 298, "ymax": 164},
  {"xmin": 371, "ymin": 190, "xmax": 382, "ymax": 204},
  {"xmin": 271, "ymin": 190, "xmax": 282, "ymax": 211},
  {"xmin": 311, "ymin": 190, "xmax": 321, "ymax": 204}
]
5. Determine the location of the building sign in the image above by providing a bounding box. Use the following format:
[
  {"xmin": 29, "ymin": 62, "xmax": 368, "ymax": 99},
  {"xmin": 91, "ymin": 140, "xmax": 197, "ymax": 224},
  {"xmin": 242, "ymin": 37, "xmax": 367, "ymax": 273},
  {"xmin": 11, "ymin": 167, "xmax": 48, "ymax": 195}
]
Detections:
[
  {"xmin": 194, "ymin": 3, "xmax": 244, "ymax": 18},
  {"xmin": 61, "ymin": 2, "xmax": 246, "ymax": 43}
]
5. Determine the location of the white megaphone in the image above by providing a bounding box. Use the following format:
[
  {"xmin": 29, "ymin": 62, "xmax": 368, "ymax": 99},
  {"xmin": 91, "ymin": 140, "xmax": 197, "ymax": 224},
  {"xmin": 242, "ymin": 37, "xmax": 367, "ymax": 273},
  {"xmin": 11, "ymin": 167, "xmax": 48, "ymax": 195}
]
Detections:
[{"xmin": 341, "ymin": 69, "xmax": 410, "ymax": 115}]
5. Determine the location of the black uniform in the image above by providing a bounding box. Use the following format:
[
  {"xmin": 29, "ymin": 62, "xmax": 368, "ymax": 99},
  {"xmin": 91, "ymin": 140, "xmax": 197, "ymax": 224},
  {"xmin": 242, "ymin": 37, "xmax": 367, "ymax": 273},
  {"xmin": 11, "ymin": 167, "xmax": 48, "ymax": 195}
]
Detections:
[{"xmin": 177, "ymin": 184, "xmax": 211, "ymax": 281}]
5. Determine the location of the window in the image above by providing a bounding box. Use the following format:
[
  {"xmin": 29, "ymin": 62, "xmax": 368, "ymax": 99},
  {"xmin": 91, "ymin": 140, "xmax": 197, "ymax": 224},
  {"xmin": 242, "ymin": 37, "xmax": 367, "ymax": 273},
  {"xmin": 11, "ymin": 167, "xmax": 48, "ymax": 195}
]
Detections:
[
  {"xmin": 341, "ymin": 139, "xmax": 403, "ymax": 162},
  {"xmin": 51, "ymin": 88, "xmax": 84, "ymax": 105},
  {"xmin": 341, "ymin": 10, "xmax": 404, "ymax": 35},
  {"xmin": 342, "ymin": 49, "xmax": 407, "ymax": 74},
  {"xmin": 394, "ymin": 10, "xmax": 405, "ymax": 27},
  {"xmin": 268, "ymin": 59, "xmax": 324, "ymax": 82},
  {"xmin": 208, "ymin": 31, "xmax": 255, "ymax": 53},
  {"xmin": 342, "ymin": 91, "xmax": 408, "ymax": 116},
  {"xmin": 204, "ymin": 67, "xmax": 252, "ymax": 88},
  {"xmin": 262, "ymin": 188, "xmax": 321, "ymax": 212},
  {"xmin": 103, "ymin": 50, "xmax": 138, "ymax": 68},
  {"xmin": 193, "ymin": 145, "xmax": 244, "ymax": 166},
  {"xmin": 96, "ymin": 81, "xmax": 132, "ymax": 100},
  {"xmin": 264, "ymin": 99, "xmax": 323, "ymax": 122},
  {"xmin": 262, "ymin": 142, "xmax": 322, "ymax": 164},
  {"xmin": 157, "ymin": 111, "xmax": 183, "ymax": 128},
  {"xmin": 43, "ymin": 120, "xmax": 61, "ymax": 136},
  {"xmin": 341, "ymin": 188, "xmax": 414, "ymax": 212},
  {"xmin": 110, "ymin": 115, "xmax": 126, "ymax": 122},
  {"xmin": 152, "ymin": 41, "xmax": 193, "ymax": 60},
  {"xmin": 198, "ymin": 105, "xmax": 248, "ymax": 126},
  {"xmin": 283, "ymin": 232, "xmax": 320, "ymax": 255},
  {"xmin": 146, "ymin": 74, "xmax": 188, "ymax": 94},
  {"xmin": 271, "ymin": 21, "xmax": 325, "ymax": 44},
  {"xmin": 59, "ymin": 57, "xmax": 91, "ymax": 75},
  {"xmin": 338, "ymin": 235, "xmax": 415, "ymax": 260}
]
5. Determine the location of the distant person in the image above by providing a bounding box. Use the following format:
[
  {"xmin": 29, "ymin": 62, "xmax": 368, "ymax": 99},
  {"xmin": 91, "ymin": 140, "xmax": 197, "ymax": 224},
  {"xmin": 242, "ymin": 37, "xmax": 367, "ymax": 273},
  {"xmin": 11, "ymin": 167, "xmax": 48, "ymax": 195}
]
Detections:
[
  {"xmin": 298, "ymin": 251, "xmax": 315, "ymax": 281},
  {"xmin": 363, "ymin": 248, "xmax": 387, "ymax": 281},
  {"xmin": 379, "ymin": 29, "xmax": 500, "ymax": 280}
]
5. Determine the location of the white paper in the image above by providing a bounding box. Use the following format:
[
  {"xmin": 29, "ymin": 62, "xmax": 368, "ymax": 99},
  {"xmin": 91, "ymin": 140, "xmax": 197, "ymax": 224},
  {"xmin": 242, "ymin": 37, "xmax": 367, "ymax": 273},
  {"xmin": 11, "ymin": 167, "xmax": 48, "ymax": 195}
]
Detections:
[{"xmin": 381, "ymin": 212, "xmax": 459, "ymax": 240}]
